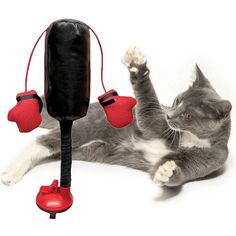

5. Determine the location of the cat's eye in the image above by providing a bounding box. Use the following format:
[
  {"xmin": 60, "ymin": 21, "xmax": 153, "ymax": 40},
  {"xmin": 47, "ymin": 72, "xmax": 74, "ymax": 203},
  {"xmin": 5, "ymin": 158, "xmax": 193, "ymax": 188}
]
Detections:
[
  {"xmin": 181, "ymin": 112, "xmax": 191, "ymax": 120},
  {"xmin": 184, "ymin": 113, "xmax": 191, "ymax": 120}
]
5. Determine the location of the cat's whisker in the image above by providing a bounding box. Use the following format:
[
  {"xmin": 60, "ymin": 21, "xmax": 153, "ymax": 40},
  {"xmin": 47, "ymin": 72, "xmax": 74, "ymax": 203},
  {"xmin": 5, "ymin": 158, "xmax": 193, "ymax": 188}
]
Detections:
[
  {"xmin": 171, "ymin": 130, "xmax": 177, "ymax": 146},
  {"xmin": 162, "ymin": 128, "xmax": 171, "ymax": 138},
  {"xmin": 178, "ymin": 129, "xmax": 181, "ymax": 145},
  {"xmin": 161, "ymin": 127, "xmax": 171, "ymax": 136},
  {"xmin": 167, "ymin": 129, "xmax": 175, "ymax": 140},
  {"xmin": 161, "ymin": 128, "xmax": 173, "ymax": 138}
]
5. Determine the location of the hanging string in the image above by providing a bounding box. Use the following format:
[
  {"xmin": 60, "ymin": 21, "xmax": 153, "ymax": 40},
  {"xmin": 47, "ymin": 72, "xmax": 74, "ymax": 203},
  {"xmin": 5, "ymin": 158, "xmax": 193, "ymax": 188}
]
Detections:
[
  {"xmin": 87, "ymin": 26, "xmax": 106, "ymax": 93},
  {"xmin": 25, "ymin": 29, "xmax": 48, "ymax": 92},
  {"xmin": 24, "ymin": 24, "xmax": 106, "ymax": 93}
]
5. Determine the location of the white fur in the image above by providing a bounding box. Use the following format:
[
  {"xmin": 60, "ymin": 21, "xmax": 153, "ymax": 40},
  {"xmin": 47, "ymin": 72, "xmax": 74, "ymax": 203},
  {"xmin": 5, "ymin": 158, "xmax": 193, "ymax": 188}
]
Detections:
[
  {"xmin": 132, "ymin": 138, "xmax": 172, "ymax": 165},
  {"xmin": 80, "ymin": 140, "xmax": 105, "ymax": 148},
  {"xmin": 178, "ymin": 102, "xmax": 184, "ymax": 108},
  {"xmin": 153, "ymin": 160, "xmax": 176, "ymax": 185},
  {"xmin": 129, "ymin": 67, "xmax": 138, "ymax": 73},
  {"xmin": 180, "ymin": 132, "xmax": 211, "ymax": 148},
  {"xmin": 130, "ymin": 130, "xmax": 210, "ymax": 166},
  {"xmin": 152, "ymin": 132, "xmax": 211, "ymax": 186},
  {"xmin": 130, "ymin": 129, "xmax": 211, "ymax": 186},
  {"xmin": 122, "ymin": 46, "xmax": 147, "ymax": 69},
  {"xmin": 1, "ymin": 141, "xmax": 51, "ymax": 186},
  {"xmin": 168, "ymin": 119, "xmax": 211, "ymax": 148}
]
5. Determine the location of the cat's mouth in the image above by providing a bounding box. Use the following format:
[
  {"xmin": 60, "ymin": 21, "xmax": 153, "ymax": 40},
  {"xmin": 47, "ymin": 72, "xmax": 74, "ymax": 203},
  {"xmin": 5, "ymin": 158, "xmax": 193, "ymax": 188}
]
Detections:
[
  {"xmin": 163, "ymin": 117, "xmax": 182, "ymax": 145},
  {"xmin": 165, "ymin": 115, "xmax": 181, "ymax": 132},
  {"xmin": 167, "ymin": 120, "xmax": 180, "ymax": 131},
  {"xmin": 166, "ymin": 118, "xmax": 193, "ymax": 136}
]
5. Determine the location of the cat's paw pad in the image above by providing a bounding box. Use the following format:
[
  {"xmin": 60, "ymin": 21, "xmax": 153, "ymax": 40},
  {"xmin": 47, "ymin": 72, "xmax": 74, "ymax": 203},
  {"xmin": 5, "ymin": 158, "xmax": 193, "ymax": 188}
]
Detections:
[
  {"xmin": 1, "ymin": 170, "xmax": 23, "ymax": 186},
  {"xmin": 153, "ymin": 161, "xmax": 176, "ymax": 186},
  {"xmin": 122, "ymin": 46, "xmax": 147, "ymax": 72}
]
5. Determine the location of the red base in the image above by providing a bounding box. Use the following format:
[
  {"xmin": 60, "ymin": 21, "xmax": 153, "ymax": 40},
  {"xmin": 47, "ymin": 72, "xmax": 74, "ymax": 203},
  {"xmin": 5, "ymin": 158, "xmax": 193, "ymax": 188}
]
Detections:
[{"xmin": 36, "ymin": 180, "xmax": 73, "ymax": 218}]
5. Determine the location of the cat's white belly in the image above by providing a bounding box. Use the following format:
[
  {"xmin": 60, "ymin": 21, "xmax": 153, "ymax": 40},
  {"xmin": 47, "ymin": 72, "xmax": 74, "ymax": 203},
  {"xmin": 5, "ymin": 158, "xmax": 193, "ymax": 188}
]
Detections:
[
  {"xmin": 130, "ymin": 132, "xmax": 211, "ymax": 165},
  {"xmin": 132, "ymin": 138, "xmax": 172, "ymax": 165}
]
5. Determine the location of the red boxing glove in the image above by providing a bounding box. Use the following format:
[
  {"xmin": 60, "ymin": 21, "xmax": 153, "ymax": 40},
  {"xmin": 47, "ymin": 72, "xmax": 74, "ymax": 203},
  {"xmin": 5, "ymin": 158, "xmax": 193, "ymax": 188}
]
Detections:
[
  {"xmin": 98, "ymin": 89, "xmax": 136, "ymax": 128},
  {"xmin": 8, "ymin": 90, "xmax": 43, "ymax": 132}
]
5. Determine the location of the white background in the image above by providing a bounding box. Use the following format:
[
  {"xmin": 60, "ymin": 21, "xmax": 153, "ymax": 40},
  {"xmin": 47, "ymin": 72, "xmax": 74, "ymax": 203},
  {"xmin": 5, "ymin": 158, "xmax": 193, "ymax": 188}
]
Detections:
[{"xmin": 0, "ymin": 0, "xmax": 236, "ymax": 235}]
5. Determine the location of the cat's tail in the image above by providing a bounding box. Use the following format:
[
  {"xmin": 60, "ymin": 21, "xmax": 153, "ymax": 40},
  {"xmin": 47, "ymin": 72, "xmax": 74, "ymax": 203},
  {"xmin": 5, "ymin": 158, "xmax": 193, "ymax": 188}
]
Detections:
[{"xmin": 39, "ymin": 96, "xmax": 59, "ymax": 129}]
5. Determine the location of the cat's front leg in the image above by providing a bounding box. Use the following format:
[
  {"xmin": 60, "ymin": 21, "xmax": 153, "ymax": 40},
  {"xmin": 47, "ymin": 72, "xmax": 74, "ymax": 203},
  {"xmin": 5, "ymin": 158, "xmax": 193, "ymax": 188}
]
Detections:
[
  {"xmin": 122, "ymin": 46, "xmax": 149, "ymax": 80},
  {"xmin": 150, "ymin": 144, "xmax": 228, "ymax": 187},
  {"xmin": 122, "ymin": 47, "xmax": 168, "ymax": 137},
  {"xmin": 152, "ymin": 160, "xmax": 184, "ymax": 186}
]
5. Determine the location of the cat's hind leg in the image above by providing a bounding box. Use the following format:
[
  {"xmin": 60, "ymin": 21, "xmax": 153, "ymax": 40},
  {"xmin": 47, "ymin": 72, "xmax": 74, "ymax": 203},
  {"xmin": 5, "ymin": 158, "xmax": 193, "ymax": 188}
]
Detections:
[
  {"xmin": 1, "ymin": 138, "xmax": 58, "ymax": 186},
  {"xmin": 1, "ymin": 102, "xmax": 108, "ymax": 186}
]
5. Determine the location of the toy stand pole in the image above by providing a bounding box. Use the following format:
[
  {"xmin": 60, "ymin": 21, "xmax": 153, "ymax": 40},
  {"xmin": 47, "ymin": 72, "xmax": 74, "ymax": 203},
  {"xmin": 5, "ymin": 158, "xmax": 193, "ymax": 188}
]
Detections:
[
  {"xmin": 36, "ymin": 120, "xmax": 74, "ymax": 219},
  {"xmin": 60, "ymin": 120, "xmax": 73, "ymax": 188},
  {"xmin": 47, "ymin": 120, "xmax": 73, "ymax": 219}
]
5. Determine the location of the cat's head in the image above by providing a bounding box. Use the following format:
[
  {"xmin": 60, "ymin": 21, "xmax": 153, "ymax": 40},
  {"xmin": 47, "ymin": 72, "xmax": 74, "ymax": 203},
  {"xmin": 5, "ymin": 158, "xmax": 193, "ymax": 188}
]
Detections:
[{"xmin": 166, "ymin": 65, "xmax": 232, "ymax": 139}]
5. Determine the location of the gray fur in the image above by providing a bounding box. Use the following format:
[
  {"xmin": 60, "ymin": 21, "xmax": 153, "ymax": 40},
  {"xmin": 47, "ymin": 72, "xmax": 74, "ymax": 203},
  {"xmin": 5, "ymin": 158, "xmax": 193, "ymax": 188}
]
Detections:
[{"xmin": 37, "ymin": 62, "xmax": 231, "ymax": 187}]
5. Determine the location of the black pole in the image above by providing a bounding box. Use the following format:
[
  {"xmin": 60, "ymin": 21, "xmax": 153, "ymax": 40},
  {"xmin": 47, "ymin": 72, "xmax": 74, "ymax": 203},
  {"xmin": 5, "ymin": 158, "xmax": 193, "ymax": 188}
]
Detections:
[{"xmin": 60, "ymin": 120, "xmax": 73, "ymax": 187}]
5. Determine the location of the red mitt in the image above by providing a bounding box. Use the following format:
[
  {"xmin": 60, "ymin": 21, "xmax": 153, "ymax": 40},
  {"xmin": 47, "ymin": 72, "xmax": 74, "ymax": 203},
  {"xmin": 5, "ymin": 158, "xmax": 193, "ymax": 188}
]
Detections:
[
  {"xmin": 8, "ymin": 90, "xmax": 43, "ymax": 132},
  {"xmin": 98, "ymin": 89, "xmax": 136, "ymax": 128}
]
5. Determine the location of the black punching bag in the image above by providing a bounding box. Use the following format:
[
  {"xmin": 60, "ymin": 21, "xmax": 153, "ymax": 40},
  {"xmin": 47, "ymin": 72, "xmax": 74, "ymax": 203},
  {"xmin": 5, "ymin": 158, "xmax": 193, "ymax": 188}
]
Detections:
[
  {"xmin": 37, "ymin": 19, "xmax": 90, "ymax": 219},
  {"xmin": 45, "ymin": 19, "xmax": 90, "ymax": 120}
]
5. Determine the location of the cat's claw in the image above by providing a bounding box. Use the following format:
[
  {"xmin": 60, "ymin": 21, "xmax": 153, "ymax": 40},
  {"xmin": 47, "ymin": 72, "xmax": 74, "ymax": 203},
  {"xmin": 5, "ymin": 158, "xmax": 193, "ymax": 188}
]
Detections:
[
  {"xmin": 122, "ymin": 46, "xmax": 147, "ymax": 73},
  {"xmin": 153, "ymin": 161, "xmax": 177, "ymax": 186}
]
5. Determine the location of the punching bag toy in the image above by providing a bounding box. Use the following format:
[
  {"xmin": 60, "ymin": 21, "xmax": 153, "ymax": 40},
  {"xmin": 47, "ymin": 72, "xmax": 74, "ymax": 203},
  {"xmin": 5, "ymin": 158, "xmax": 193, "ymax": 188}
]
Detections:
[{"xmin": 7, "ymin": 19, "xmax": 136, "ymax": 218}]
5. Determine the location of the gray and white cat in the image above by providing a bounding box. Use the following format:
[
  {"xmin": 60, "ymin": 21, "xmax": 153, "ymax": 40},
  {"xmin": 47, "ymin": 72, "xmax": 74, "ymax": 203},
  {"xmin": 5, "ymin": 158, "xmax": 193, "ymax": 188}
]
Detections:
[{"xmin": 1, "ymin": 47, "xmax": 232, "ymax": 187}]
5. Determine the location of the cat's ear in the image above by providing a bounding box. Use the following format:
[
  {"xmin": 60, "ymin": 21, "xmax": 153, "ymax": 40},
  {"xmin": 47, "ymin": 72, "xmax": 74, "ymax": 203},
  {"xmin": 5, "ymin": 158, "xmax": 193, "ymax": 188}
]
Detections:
[
  {"xmin": 192, "ymin": 65, "xmax": 211, "ymax": 88},
  {"xmin": 204, "ymin": 99, "xmax": 232, "ymax": 119}
]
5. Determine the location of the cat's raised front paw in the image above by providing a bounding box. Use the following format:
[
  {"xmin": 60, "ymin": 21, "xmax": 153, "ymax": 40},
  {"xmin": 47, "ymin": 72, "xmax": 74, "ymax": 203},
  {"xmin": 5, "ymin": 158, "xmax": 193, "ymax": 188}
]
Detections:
[
  {"xmin": 122, "ymin": 46, "xmax": 147, "ymax": 73},
  {"xmin": 153, "ymin": 161, "xmax": 177, "ymax": 186}
]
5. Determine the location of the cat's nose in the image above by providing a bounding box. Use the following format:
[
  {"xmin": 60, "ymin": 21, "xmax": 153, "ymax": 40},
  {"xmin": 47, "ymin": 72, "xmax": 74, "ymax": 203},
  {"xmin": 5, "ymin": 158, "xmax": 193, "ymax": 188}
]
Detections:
[{"xmin": 166, "ymin": 111, "xmax": 174, "ymax": 119}]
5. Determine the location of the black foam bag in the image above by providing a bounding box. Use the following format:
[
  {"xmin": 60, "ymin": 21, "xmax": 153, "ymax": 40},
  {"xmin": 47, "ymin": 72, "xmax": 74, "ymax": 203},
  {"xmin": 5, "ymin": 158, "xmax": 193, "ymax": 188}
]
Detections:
[{"xmin": 45, "ymin": 19, "xmax": 90, "ymax": 120}]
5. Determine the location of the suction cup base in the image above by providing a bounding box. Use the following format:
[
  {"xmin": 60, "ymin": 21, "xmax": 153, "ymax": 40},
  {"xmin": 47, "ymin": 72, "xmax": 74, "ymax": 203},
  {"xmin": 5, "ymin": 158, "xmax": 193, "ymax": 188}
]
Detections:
[{"xmin": 36, "ymin": 180, "xmax": 73, "ymax": 219}]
